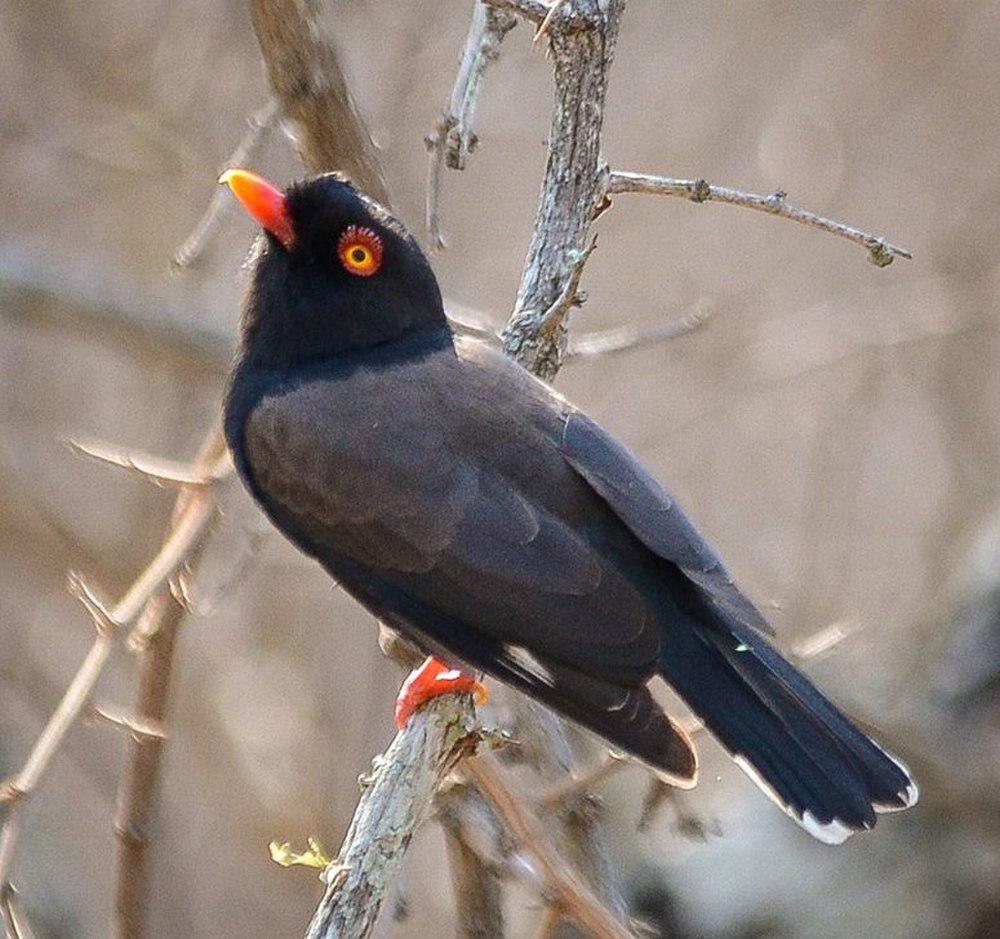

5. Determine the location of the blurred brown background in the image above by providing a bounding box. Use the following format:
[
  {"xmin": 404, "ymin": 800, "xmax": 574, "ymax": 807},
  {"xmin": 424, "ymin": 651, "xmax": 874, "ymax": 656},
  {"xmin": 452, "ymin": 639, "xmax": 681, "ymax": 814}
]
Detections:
[{"xmin": 1, "ymin": 1, "xmax": 998, "ymax": 936}]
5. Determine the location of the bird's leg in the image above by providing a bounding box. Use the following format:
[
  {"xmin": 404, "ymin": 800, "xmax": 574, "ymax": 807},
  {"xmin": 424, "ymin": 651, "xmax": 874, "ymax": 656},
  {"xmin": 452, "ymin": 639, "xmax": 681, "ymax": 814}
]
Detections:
[{"xmin": 394, "ymin": 656, "xmax": 488, "ymax": 729}]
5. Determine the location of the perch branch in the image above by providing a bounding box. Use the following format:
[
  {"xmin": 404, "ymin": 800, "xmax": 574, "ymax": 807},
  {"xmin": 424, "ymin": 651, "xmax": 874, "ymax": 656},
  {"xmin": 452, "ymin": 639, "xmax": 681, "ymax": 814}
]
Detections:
[
  {"xmin": 425, "ymin": 2, "xmax": 517, "ymax": 249},
  {"xmin": 606, "ymin": 171, "xmax": 912, "ymax": 267},
  {"xmin": 304, "ymin": 696, "xmax": 483, "ymax": 939}
]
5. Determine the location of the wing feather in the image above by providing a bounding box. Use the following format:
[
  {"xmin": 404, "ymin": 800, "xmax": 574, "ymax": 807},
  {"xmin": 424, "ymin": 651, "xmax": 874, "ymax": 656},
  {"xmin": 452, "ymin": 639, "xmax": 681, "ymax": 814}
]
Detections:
[{"xmin": 560, "ymin": 411, "xmax": 774, "ymax": 636}]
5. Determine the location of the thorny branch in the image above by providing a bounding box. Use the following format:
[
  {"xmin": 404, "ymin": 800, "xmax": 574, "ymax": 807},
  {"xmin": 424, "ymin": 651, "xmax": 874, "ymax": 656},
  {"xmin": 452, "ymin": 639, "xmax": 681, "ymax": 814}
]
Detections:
[
  {"xmin": 66, "ymin": 438, "xmax": 220, "ymax": 489},
  {"xmin": 606, "ymin": 170, "xmax": 912, "ymax": 267},
  {"xmin": 0, "ymin": 431, "xmax": 229, "ymax": 921}
]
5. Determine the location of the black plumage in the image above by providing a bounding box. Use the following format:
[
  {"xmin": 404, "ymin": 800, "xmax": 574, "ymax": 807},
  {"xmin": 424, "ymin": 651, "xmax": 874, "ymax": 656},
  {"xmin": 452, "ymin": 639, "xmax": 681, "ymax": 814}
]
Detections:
[{"xmin": 223, "ymin": 171, "xmax": 918, "ymax": 843}]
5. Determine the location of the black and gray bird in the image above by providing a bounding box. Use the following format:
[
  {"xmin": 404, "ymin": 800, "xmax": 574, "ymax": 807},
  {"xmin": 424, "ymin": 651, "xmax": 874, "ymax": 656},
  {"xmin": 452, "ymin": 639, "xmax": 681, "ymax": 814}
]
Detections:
[{"xmin": 220, "ymin": 168, "xmax": 918, "ymax": 843}]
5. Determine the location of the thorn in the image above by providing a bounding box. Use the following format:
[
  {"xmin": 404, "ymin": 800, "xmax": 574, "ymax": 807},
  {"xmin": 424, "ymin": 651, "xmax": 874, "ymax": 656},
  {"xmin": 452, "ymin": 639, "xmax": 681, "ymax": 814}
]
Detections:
[
  {"xmin": 88, "ymin": 705, "xmax": 168, "ymax": 742},
  {"xmin": 792, "ymin": 620, "xmax": 857, "ymax": 661},
  {"xmin": 867, "ymin": 239, "xmax": 895, "ymax": 268},
  {"xmin": 67, "ymin": 572, "xmax": 119, "ymax": 637},
  {"xmin": 690, "ymin": 178, "xmax": 711, "ymax": 202},
  {"xmin": 533, "ymin": 0, "xmax": 567, "ymax": 44},
  {"xmin": 0, "ymin": 778, "xmax": 24, "ymax": 807},
  {"xmin": 66, "ymin": 438, "xmax": 216, "ymax": 489}
]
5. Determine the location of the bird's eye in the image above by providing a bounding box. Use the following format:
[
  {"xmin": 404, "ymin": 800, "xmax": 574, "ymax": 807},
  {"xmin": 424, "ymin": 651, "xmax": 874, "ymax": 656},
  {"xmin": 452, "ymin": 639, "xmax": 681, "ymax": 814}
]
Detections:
[{"xmin": 337, "ymin": 225, "xmax": 383, "ymax": 277}]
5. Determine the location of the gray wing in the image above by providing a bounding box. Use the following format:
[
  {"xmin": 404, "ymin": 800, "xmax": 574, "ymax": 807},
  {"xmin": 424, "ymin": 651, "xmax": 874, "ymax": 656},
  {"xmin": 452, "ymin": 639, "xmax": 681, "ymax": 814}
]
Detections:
[
  {"xmin": 243, "ymin": 379, "xmax": 660, "ymax": 676},
  {"xmin": 241, "ymin": 371, "xmax": 699, "ymax": 782},
  {"xmin": 560, "ymin": 411, "xmax": 774, "ymax": 636}
]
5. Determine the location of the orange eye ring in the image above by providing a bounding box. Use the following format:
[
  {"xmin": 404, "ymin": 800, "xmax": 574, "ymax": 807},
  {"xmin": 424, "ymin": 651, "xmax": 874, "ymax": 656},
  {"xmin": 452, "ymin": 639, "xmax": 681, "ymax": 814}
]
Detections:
[{"xmin": 337, "ymin": 225, "xmax": 383, "ymax": 277}]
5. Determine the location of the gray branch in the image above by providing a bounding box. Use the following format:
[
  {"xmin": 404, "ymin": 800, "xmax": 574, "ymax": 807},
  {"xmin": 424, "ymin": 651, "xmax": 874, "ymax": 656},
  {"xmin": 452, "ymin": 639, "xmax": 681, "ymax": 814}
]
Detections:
[
  {"xmin": 425, "ymin": 2, "xmax": 517, "ymax": 250},
  {"xmin": 606, "ymin": 170, "xmax": 912, "ymax": 267},
  {"xmin": 305, "ymin": 697, "xmax": 482, "ymax": 939},
  {"xmin": 500, "ymin": 0, "xmax": 627, "ymax": 381},
  {"xmin": 484, "ymin": 0, "xmax": 555, "ymax": 25}
]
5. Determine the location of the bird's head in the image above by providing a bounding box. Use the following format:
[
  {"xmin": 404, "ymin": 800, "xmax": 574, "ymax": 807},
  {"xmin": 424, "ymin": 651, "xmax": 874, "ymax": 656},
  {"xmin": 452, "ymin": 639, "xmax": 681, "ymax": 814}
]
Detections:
[{"xmin": 220, "ymin": 169, "xmax": 447, "ymax": 368}]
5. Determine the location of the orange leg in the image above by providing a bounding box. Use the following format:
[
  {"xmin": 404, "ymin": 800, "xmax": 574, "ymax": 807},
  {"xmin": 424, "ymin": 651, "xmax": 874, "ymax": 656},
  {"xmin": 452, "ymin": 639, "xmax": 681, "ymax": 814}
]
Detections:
[{"xmin": 394, "ymin": 656, "xmax": 488, "ymax": 729}]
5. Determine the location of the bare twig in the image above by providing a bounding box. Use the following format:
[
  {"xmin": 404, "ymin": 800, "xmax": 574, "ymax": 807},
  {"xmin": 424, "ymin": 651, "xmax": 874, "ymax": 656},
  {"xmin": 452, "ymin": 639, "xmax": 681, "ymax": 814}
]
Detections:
[
  {"xmin": 112, "ymin": 594, "xmax": 189, "ymax": 937},
  {"xmin": 535, "ymin": 904, "xmax": 563, "ymax": 938},
  {"xmin": 441, "ymin": 823, "xmax": 506, "ymax": 939},
  {"xmin": 791, "ymin": 620, "xmax": 857, "ymax": 661},
  {"xmin": 537, "ymin": 235, "xmax": 597, "ymax": 332},
  {"xmin": 172, "ymin": 98, "xmax": 279, "ymax": 268},
  {"xmin": 304, "ymin": 696, "xmax": 482, "ymax": 939},
  {"xmin": 606, "ymin": 170, "xmax": 912, "ymax": 267},
  {"xmin": 499, "ymin": 697, "xmax": 627, "ymax": 919},
  {"xmin": 0, "ymin": 885, "xmax": 35, "ymax": 939},
  {"xmin": 537, "ymin": 751, "xmax": 628, "ymax": 812},
  {"xmin": 464, "ymin": 754, "xmax": 632, "ymax": 939},
  {"xmin": 425, "ymin": 2, "xmax": 517, "ymax": 249},
  {"xmin": 567, "ymin": 302, "xmax": 713, "ymax": 358}
]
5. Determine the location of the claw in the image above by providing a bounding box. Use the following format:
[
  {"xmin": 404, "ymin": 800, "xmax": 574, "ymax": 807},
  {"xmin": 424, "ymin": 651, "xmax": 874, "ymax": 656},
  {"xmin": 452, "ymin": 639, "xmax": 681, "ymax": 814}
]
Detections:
[{"xmin": 394, "ymin": 656, "xmax": 488, "ymax": 729}]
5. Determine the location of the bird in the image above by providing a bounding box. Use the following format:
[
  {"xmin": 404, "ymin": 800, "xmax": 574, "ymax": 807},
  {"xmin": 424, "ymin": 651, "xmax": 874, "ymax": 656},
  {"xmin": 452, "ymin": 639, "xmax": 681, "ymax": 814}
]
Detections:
[{"xmin": 219, "ymin": 167, "xmax": 918, "ymax": 844}]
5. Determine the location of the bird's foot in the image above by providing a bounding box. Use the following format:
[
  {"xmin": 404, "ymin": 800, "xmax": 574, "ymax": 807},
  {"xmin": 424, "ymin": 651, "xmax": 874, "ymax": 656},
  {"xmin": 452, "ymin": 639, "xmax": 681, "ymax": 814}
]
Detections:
[{"xmin": 394, "ymin": 656, "xmax": 488, "ymax": 729}]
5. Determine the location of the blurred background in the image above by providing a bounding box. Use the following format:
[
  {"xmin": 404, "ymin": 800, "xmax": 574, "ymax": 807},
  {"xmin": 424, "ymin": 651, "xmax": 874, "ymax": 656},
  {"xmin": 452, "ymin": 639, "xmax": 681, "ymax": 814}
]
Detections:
[{"xmin": 1, "ymin": 1, "xmax": 998, "ymax": 936}]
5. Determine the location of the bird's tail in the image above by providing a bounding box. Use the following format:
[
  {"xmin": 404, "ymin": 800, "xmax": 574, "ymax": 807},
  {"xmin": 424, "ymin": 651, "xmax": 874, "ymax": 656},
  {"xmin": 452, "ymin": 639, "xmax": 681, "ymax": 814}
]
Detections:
[{"xmin": 657, "ymin": 601, "xmax": 918, "ymax": 843}]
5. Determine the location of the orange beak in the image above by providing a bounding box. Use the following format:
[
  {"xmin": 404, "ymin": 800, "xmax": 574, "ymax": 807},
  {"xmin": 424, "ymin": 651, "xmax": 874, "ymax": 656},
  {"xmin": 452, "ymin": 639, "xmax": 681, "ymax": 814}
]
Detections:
[{"xmin": 219, "ymin": 168, "xmax": 295, "ymax": 249}]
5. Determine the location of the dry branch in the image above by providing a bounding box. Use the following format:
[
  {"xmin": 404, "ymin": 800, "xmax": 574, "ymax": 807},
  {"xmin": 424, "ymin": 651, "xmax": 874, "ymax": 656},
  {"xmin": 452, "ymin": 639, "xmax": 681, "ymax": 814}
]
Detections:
[
  {"xmin": 500, "ymin": 0, "xmax": 627, "ymax": 380},
  {"xmin": 484, "ymin": 0, "xmax": 551, "ymax": 25},
  {"xmin": 173, "ymin": 98, "xmax": 280, "ymax": 269},
  {"xmin": 425, "ymin": 2, "xmax": 517, "ymax": 249},
  {"xmin": 606, "ymin": 170, "xmax": 912, "ymax": 267},
  {"xmin": 566, "ymin": 302, "xmax": 712, "ymax": 358},
  {"xmin": 304, "ymin": 697, "xmax": 483, "ymax": 939},
  {"xmin": 464, "ymin": 755, "xmax": 632, "ymax": 939},
  {"xmin": 250, "ymin": 0, "xmax": 390, "ymax": 205},
  {"xmin": 0, "ymin": 433, "xmax": 228, "ymax": 918},
  {"xmin": 439, "ymin": 788, "xmax": 508, "ymax": 939}
]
